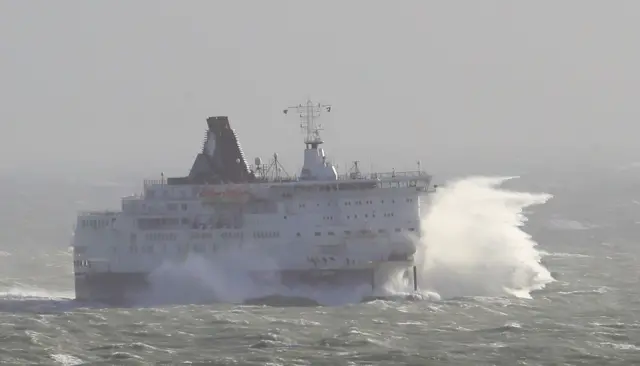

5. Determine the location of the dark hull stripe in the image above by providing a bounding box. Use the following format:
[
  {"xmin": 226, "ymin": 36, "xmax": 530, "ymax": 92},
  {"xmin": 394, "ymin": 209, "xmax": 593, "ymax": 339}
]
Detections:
[{"xmin": 74, "ymin": 269, "xmax": 383, "ymax": 304}]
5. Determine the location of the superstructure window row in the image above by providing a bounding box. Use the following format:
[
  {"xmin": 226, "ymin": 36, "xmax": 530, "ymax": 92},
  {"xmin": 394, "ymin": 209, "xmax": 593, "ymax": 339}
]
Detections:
[
  {"xmin": 253, "ymin": 231, "xmax": 280, "ymax": 239},
  {"xmin": 300, "ymin": 228, "xmax": 416, "ymax": 237},
  {"xmin": 137, "ymin": 217, "xmax": 180, "ymax": 230},
  {"xmin": 80, "ymin": 218, "xmax": 114, "ymax": 229}
]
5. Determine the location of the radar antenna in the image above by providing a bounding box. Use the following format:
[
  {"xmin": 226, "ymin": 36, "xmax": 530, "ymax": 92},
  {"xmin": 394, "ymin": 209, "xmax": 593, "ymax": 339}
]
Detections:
[
  {"xmin": 253, "ymin": 153, "xmax": 291, "ymax": 182},
  {"xmin": 283, "ymin": 98, "xmax": 332, "ymax": 147}
]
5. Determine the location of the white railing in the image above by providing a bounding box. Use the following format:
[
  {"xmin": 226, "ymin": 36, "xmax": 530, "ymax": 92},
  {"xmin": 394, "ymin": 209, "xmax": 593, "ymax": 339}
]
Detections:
[
  {"xmin": 144, "ymin": 179, "xmax": 165, "ymax": 187},
  {"xmin": 337, "ymin": 170, "xmax": 430, "ymax": 181},
  {"xmin": 140, "ymin": 169, "xmax": 430, "ymax": 187}
]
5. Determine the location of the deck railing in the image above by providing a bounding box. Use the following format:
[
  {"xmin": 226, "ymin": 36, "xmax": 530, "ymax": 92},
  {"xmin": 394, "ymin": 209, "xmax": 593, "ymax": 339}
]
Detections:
[
  {"xmin": 143, "ymin": 179, "xmax": 165, "ymax": 188},
  {"xmin": 140, "ymin": 170, "xmax": 430, "ymax": 187},
  {"xmin": 337, "ymin": 170, "xmax": 429, "ymax": 181}
]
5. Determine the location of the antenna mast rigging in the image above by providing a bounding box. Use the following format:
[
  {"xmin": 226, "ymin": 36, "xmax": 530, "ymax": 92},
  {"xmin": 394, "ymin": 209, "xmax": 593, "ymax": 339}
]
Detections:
[{"xmin": 283, "ymin": 98, "xmax": 332, "ymax": 147}]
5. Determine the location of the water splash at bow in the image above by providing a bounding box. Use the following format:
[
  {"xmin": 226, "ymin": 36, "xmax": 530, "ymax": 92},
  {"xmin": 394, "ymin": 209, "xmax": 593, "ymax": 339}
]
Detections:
[{"xmin": 412, "ymin": 176, "xmax": 554, "ymax": 299}]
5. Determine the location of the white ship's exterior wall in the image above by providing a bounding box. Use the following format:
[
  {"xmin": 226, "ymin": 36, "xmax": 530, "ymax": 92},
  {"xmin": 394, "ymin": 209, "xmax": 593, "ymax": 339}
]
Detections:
[{"xmin": 73, "ymin": 181, "xmax": 428, "ymax": 275}]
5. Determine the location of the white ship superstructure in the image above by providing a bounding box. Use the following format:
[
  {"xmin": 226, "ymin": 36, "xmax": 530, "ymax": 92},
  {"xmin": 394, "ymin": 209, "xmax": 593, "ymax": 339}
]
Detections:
[{"xmin": 71, "ymin": 99, "xmax": 434, "ymax": 304}]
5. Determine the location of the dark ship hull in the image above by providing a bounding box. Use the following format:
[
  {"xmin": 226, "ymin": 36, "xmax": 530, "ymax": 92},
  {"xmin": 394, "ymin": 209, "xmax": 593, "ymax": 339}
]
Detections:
[{"xmin": 74, "ymin": 266, "xmax": 418, "ymax": 306}]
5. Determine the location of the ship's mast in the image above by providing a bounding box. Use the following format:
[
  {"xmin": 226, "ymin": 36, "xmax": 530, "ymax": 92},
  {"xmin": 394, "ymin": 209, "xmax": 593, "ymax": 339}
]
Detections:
[{"xmin": 283, "ymin": 98, "xmax": 332, "ymax": 148}]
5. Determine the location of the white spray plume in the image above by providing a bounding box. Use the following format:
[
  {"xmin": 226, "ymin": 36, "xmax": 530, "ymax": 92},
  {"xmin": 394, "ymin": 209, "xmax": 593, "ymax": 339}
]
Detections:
[
  {"xmin": 139, "ymin": 176, "xmax": 553, "ymax": 305},
  {"xmin": 413, "ymin": 176, "xmax": 554, "ymax": 299}
]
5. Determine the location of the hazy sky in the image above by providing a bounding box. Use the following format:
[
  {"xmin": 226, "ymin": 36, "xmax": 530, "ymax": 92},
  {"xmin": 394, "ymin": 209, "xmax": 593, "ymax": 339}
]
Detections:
[{"xmin": 1, "ymin": 1, "xmax": 638, "ymax": 179}]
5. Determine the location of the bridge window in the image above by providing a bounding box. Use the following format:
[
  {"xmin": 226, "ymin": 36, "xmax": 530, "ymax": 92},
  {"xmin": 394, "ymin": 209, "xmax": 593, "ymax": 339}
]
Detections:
[{"xmin": 315, "ymin": 232, "xmax": 321, "ymax": 236}]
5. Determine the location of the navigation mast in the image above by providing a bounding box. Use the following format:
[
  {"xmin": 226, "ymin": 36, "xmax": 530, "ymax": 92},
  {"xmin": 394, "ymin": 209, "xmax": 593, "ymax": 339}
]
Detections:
[{"xmin": 283, "ymin": 98, "xmax": 332, "ymax": 148}]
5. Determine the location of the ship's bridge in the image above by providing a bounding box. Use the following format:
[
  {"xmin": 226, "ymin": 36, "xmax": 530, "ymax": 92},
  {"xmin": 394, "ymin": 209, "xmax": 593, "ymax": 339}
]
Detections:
[{"xmin": 283, "ymin": 99, "xmax": 338, "ymax": 182}]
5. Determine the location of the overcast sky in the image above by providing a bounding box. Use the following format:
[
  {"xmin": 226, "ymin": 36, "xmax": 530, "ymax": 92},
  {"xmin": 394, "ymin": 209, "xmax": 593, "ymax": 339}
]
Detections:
[{"xmin": 1, "ymin": 1, "xmax": 638, "ymax": 180}]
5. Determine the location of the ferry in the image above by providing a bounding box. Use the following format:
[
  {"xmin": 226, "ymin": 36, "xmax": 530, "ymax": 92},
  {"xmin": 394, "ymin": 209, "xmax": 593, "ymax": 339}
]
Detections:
[{"xmin": 71, "ymin": 99, "xmax": 434, "ymax": 304}]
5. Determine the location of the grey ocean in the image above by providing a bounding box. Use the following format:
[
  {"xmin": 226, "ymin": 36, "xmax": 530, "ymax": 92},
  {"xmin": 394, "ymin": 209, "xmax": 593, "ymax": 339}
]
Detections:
[{"xmin": 1, "ymin": 164, "xmax": 638, "ymax": 365}]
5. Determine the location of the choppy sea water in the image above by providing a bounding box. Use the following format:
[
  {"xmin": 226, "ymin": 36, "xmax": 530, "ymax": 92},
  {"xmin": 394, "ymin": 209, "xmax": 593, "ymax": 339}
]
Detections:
[{"xmin": 1, "ymin": 166, "xmax": 639, "ymax": 365}]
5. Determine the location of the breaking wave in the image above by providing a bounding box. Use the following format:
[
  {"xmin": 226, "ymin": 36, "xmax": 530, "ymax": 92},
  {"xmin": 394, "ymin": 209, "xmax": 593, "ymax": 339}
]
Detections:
[
  {"xmin": 140, "ymin": 176, "xmax": 554, "ymax": 305},
  {"xmin": 412, "ymin": 176, "xmax": 554, "ymax": 299}
]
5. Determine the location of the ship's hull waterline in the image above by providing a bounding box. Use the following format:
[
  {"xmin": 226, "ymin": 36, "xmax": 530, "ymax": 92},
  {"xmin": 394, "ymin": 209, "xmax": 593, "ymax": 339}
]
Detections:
[{"xmin": 74, "ymin": 263, "xmax": 419, "ymax": 305}]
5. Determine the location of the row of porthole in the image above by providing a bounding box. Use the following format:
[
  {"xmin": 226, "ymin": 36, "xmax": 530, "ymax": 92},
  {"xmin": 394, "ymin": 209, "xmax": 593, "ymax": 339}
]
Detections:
[
  {"xmin": 319, "ymin": 212, "xmax": 397, "ymax": 220},
  {"xmin": 298, "ymin": 227, "xmax": 416, "ymax": 237},
  {"xmin": 298, "ymin": 198, "xmax": 415, "ymax": 209},
  {"xmin": 80, "ymin": 218, "xmax": 114, "ymax": 229},
  {"xmin": 129, "ymin": 242, "xmax": 231, "ymax": 254},
  {"xmin": 127, "ymin": 227, "xmax": 418, "ymax": 254},
  {"xmin": 306, "ymin": 257, "xmax": 361, "ymax": 266},
  {"xmin": 253, "ymin": 231, "xmax": 280, "ymax": 239}
]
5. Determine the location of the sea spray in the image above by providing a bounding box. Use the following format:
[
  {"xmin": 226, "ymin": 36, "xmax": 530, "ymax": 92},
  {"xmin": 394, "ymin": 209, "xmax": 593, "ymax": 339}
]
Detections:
[
  {"xmin": 140, "ymin": 247, "xmax": 282, "ymax": 305},
  {"xmin": 141, "ymin": 176, "xmax": 554, "ymax": 305},
  {"xmin": 141, "ymin": 246, "xmax": 372, "ymax": 306},
  {"xmin": 413, "ymin": 176, "xmax": 554, "ymax": 299}
]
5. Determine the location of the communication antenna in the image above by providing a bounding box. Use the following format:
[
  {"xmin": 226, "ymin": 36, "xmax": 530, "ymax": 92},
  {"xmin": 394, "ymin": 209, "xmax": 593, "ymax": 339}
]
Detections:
[{"xmin": 283, "ymin": 98, "xmax": 332, "ymax": 147}]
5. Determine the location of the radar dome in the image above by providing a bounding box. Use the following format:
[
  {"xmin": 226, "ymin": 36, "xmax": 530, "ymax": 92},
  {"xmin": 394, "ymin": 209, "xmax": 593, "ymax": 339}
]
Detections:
[{"xmin": 255, "ymin": 157, "xmax": 262, "ymax": 166}]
